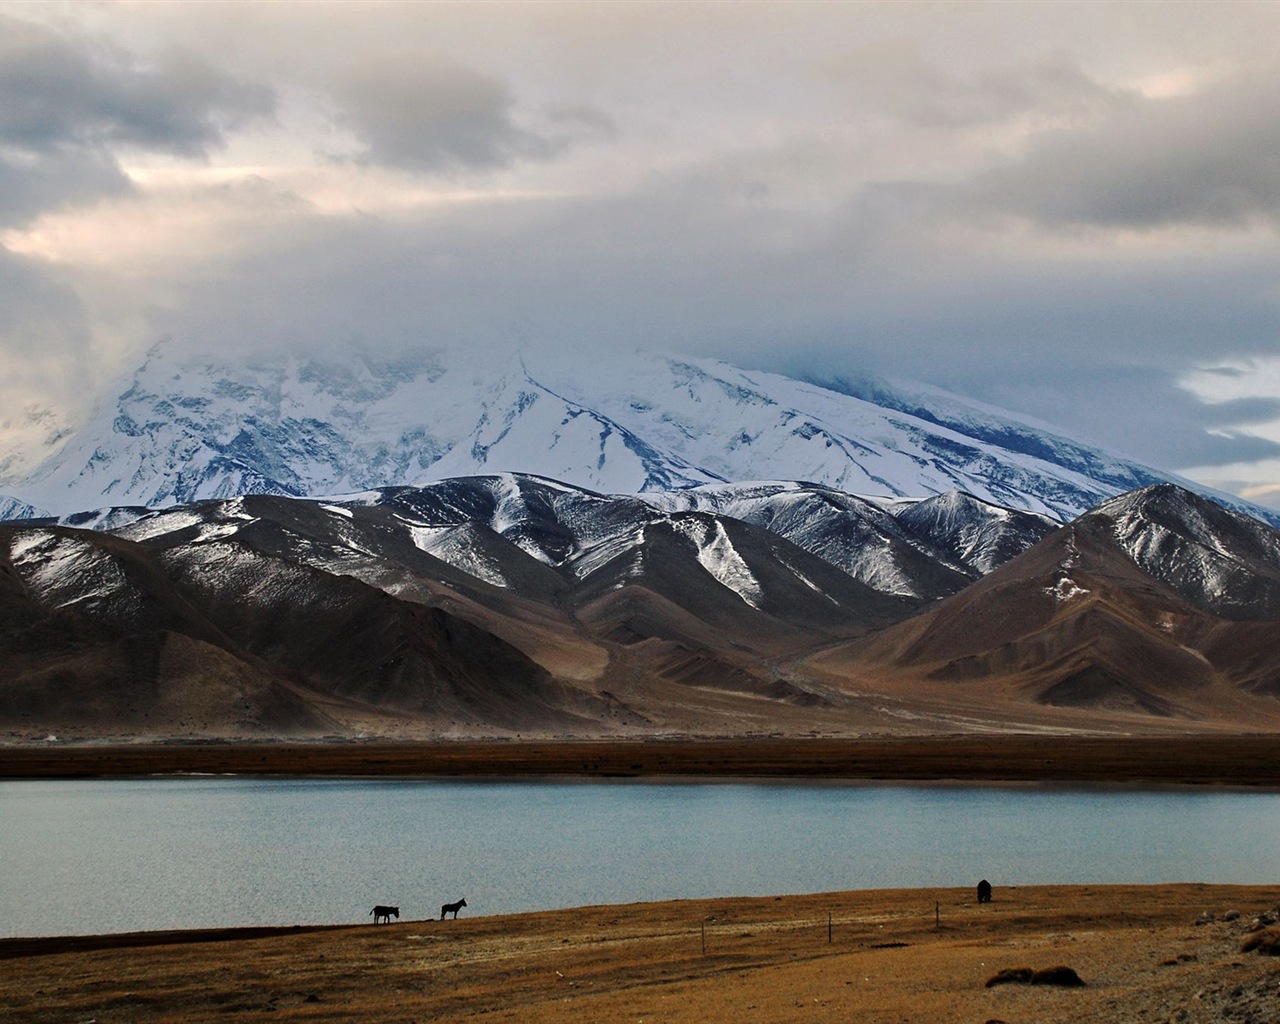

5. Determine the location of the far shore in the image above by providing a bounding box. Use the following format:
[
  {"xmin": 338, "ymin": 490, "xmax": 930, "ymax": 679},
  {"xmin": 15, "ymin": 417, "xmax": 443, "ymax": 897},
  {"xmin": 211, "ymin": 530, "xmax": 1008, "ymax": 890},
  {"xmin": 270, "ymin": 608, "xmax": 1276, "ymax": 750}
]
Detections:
[{"xmin": 3, "ymin": 734, "xmax": 1280, "ymax": 785}]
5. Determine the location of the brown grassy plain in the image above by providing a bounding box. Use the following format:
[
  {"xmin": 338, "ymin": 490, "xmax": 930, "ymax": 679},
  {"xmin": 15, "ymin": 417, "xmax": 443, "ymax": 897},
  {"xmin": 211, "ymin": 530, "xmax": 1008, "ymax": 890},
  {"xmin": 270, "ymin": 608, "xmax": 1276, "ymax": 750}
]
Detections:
[{"xmin": 4, "ymin": 885, "xmax": 1280, "ymax": 1024}]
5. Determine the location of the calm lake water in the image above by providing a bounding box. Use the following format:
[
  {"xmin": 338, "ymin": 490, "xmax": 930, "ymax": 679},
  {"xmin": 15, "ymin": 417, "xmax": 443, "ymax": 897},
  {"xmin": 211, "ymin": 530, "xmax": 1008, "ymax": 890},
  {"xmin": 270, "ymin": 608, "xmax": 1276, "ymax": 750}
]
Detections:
[{"xmin": 3, "ymin": 777, "xmax": 1279, "ymax": 938}]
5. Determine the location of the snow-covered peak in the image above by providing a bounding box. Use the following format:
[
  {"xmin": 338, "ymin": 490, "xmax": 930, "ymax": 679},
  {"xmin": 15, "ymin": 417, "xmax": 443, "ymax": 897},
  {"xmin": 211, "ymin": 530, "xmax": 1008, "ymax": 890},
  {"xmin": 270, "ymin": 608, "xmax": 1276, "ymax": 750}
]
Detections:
[
  {"xmin": 1088, "ymin": 483, "xmax": 1280, "ymax": 619},
  {"xmin": 2, "ymin": 340, "xmax": 1272, "ymax": 528},
  {"xmin": 893, "ymin": 491, "xmax": 1058, "ymax": 575}
]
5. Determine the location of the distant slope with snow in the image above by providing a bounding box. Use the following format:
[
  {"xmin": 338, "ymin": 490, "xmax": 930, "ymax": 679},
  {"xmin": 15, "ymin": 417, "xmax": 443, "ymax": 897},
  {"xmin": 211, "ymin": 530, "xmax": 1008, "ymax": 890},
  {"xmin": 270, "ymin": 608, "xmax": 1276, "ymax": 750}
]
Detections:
[
  {"xmin": 4, "ymin": 341, "xmax": 1263, "ymax": 525},
  {"xmin": 807, "ymin": 483, "xmax": 1280, "ymax": 726}
]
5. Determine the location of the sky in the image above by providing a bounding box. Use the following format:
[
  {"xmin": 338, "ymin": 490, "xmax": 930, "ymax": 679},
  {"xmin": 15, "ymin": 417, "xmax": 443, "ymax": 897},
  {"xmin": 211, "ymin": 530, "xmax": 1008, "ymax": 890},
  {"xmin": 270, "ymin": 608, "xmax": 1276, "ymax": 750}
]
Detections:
[{"xmin": 3, "ymin": 1, "xmax": 1280, "ymax": 504}]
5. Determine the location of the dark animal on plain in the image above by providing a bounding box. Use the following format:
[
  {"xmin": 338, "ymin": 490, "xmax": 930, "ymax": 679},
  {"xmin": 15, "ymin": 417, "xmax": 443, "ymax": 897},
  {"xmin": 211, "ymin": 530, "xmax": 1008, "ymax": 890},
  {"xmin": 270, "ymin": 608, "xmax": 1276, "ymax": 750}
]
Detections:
[
  {"xmin": 441, "ymin": 897, "xmax": 467, "ymax": 920},
  {"xmin": 977, "ymin": 879, "xmax": 992, "ymax": 903},
  {"xmin": 370, "ymin": 905, "xmax": 399, "ymax": 924}
]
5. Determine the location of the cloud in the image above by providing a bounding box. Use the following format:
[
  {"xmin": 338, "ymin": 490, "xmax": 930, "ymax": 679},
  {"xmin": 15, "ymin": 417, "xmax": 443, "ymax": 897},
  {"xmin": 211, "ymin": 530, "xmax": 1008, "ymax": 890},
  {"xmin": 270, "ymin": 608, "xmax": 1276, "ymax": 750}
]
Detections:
[
  {"xmin": 0, "ymin": 146, "xmax": 128, "ymax": 225},
  {"xmin": 958, "ymin": 69, "xmax": 1280, "ymax": 230},
  {"xmin": 5, "ymin": 1, "xmax": 1280, "ymax": 505},
  {"xmin": 84, "ymin": 114, "xmax": 1276, "ymax": 481},
  {"xmin": 0, "ymin": 12, "xmax": 273, "ymax": 224},
  {"xmin": 326, "ymin": 52, "xmax": 571, "ymax": 173},
  {"xmin": 821, "ymin": 40, "xmax": 1122, "ymax": 130},
  {"xmin": 0, "ymin": 14, "xmax": 273, "ymax": 156},
  {"xmin": 0, "ymin": 244, "xmax": 95, "ymax": 476},
  {"xmin": 0, "ymin": 247, "xmax": 89, "ymax": 358}
]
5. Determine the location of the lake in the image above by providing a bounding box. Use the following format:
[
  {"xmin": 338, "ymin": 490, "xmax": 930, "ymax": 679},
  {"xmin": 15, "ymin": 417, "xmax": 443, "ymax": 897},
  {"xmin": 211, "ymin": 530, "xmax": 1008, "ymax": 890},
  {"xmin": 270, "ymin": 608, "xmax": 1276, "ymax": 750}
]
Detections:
[{"xmin": 3, "ymin": 777, "xmax": 1278, "ymax": 938}]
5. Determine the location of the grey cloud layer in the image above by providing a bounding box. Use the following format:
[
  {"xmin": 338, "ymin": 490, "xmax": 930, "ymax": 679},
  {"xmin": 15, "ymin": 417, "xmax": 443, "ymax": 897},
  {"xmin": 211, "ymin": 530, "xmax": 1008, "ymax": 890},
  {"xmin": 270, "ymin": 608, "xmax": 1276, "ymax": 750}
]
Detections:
[
  {"xmin": 822, "ymin": 41, "xmax": 1123, "ymax": 129},
  {"xmin": 4, "ymin": 2, "xmax": 1280, "ymax": 497},
  {"xmin": 329, "ymin": 52, "xmax": 571, "ymax": 172},
  {"xmin": 0, "ymin": 11, "xmax": 275, "ymax": 446},
  {"xmin": 0, "ymin": 15, "xmax": 272, "ymax": 156},
  {"xmin": 965, "ymin": 70, "xmax": 1280, "ymax": 229},
  {"xmin": 0, "ymin": 14, "xmax": 273, "ymax": 222}
]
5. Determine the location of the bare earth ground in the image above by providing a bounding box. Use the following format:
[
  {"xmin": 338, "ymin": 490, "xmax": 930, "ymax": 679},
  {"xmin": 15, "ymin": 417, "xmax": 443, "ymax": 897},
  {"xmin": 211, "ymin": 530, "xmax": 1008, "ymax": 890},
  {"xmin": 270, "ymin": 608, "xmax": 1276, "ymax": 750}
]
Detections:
[{"xmin": 3, "ymin": 885, "xmax": 1280, "ymax": 1024}]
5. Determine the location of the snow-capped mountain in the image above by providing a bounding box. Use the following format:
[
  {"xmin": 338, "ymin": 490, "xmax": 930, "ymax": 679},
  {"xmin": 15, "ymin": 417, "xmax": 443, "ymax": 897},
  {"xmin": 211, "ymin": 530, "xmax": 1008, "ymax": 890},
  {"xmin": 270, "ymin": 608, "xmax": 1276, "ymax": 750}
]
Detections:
[
  {"xmin": 1, "ymin": 340, "xmax": 1254, "ymax": 524},
  {"xmin": 362, "ymin": 475, "xmax": 1056, "ymax": 601},
  {"xmin": 649, "ymin": 481, "xmax": 1056, "ymax": 597}
]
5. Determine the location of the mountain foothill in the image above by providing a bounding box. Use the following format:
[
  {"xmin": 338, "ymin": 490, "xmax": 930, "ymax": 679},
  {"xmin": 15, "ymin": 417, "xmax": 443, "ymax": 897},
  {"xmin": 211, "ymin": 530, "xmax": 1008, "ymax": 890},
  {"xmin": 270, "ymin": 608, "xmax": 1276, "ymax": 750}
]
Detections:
[{"xmin": 2, "ymin": 346, "xmax": 1279, "ymax": 740}]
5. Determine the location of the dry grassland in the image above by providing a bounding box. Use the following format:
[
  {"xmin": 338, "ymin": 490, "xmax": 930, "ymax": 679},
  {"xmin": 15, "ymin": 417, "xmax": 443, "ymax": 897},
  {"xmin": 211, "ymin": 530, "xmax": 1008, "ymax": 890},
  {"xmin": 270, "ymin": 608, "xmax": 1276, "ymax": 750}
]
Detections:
[{"xmin": 5, "ymin": 885, "xmax": 1280, "ymax": 1024}]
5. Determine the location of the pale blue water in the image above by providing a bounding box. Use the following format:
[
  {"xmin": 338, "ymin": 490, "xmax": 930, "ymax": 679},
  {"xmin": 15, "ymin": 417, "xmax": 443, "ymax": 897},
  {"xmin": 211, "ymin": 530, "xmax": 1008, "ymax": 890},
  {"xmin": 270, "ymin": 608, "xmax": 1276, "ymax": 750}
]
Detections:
[{"xmin": 2, "ymin": 778, "xmax": 1278, "ymax": 938}]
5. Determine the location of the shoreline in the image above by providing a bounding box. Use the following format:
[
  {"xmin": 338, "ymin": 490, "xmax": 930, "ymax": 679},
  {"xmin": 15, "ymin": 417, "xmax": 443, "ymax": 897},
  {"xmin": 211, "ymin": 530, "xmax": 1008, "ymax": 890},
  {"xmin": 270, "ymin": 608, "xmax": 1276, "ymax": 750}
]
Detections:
[
  {"xmin": 4, "ymin": 881, "xmax": 1279, "ymax": 955},
  {"xmin": 4, "ymin": 734, "xmax": 1280, "ymax": 785},
  {"xmin": 6, "ymin": 883, "xmax": 1280, "ymax": 1023}
]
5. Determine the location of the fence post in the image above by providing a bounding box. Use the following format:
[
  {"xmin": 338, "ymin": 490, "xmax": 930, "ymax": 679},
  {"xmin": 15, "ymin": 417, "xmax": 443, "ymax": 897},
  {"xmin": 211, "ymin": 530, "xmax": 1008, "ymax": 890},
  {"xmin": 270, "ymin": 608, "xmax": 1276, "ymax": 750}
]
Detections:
[
  {"xmin": 935, "ymin": 901, "xmax": 940, "ymax": 930},
  {"xmin": 828, "ymin": 912, "xmax": 832, "ymax": 944},
  {"xmin": 701, "ymin": 919, "xmax": 706, "ymax": 955}
]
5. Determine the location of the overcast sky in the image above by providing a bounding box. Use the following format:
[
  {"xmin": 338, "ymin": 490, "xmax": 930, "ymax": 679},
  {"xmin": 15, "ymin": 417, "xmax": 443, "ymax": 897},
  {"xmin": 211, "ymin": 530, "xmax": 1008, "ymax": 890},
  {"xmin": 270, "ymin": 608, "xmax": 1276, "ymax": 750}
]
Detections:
[{"xmin": 3, "ymin": 1, "xmax": 1280, "ymax": 503}]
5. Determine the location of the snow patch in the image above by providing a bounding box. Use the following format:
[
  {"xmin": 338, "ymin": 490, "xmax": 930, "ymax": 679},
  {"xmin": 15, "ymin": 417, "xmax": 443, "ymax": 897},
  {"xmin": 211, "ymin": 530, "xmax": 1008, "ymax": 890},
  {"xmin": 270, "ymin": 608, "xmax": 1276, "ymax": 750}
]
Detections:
[
  {"xmin": 1051, "ymin": 576, "xmax": 1090, "ymax": 602},
  {"xmin": 675, "ymin": 518, "xmax": 764, "ymax": 608},
  {"xmin": 409, "ymin": 525, "xmax": 510, "ymax": 588},
  {"xmin": 8, "ymin": 531, "xmax": 130, "ymax": 610}
]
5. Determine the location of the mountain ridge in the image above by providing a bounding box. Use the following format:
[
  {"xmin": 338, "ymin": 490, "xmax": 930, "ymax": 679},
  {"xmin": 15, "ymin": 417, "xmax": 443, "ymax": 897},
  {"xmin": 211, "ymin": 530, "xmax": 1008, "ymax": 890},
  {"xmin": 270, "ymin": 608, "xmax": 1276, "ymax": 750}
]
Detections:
[
  {"xmin": 3, "ymin": 476, "xmax": 1280, "ymax": 740},
  {"xmin": 804, "ymin": 482, "xmax": 1280, "ymax": 727}
]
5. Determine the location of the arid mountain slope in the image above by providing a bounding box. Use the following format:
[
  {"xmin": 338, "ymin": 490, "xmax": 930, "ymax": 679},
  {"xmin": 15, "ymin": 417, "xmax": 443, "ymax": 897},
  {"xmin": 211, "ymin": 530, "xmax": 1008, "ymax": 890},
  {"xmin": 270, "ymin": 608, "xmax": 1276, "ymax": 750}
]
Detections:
[
  {"xmin": 3, "ymin": 480, "xmax": 1279, "ymax": 739},
  {"xmin": 804, "ymin": 485, "xmax": 1280, "ymax": 729},
  {"xmin": 0, "ymin": 519, "xmax": 596, "ymax": 738}
]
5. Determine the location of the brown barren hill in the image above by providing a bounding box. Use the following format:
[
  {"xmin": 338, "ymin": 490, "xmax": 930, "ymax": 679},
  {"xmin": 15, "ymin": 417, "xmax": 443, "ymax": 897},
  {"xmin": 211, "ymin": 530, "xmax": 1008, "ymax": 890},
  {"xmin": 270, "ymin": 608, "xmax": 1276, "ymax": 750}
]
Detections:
[{"xmin": 805, "ymin": 506, "xmax": 1280, "ymax": 733}]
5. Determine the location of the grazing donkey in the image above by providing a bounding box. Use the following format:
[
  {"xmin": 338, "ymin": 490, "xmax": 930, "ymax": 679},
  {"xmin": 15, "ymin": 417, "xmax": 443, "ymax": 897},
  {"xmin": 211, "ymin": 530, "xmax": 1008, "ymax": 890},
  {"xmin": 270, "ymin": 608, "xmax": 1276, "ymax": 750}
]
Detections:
[
  {"xmin": 440, "ymin": 897, "xmax": 467, "ymax": 920},
  {"xmin": 976, "ymin": 879, "xmax": 992, "ymax": 904},
  {"xmin": 370, "ymin": 905, "xmax": 400, "ymax": 924}
]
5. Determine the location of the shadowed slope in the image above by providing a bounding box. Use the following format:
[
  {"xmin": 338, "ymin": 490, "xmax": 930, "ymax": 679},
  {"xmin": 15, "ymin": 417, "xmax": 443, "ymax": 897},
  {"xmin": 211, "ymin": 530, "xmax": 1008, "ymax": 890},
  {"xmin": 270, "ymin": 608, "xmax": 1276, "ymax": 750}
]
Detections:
[{"xmin": 806, "ymin": 485, "xmax": 1280, "ymax": 726}]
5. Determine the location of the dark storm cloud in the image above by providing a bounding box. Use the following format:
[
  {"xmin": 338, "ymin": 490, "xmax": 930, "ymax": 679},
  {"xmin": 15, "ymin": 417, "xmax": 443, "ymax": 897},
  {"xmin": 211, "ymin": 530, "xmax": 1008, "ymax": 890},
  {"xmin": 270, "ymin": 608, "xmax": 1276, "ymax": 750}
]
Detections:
[
  {"xmin": 327, "ymin": 53, "xmax": 574, "ymax": 173},
  {"xmin": 0, "ymin": 13, "xmax": 273, "ymax": 223},
  {"xmin": 0, "ymin": 14, "xmax": 273, "ymax": 155},
  {"xmin": 960, "ymin": 70, "xmax": 1280, "ymax": 230}
]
